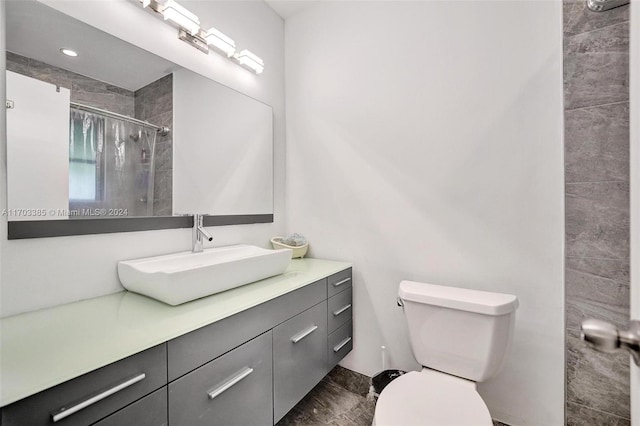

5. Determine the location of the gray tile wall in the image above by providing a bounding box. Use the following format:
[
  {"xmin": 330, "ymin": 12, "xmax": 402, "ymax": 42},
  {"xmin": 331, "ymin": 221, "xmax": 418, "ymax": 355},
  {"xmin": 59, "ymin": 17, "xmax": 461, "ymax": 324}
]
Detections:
[
  {"xmin": 6, "ymin": 51, "xmax": 135, "ymax": 116},
  {"xmin": 563, "ymin": 1, "xmax": 631, "ymax": 424},
  {"xmin": 135, "ymin": 74, "xmax": 173, "ymax": 216}
]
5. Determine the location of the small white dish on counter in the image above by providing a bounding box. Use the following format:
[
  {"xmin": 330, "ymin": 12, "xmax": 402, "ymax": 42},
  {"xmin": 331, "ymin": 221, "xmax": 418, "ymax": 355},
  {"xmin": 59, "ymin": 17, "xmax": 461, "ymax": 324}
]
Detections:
[{"xmin": 117, "ymin": 245, "xmax": 291, "ymax": 305}]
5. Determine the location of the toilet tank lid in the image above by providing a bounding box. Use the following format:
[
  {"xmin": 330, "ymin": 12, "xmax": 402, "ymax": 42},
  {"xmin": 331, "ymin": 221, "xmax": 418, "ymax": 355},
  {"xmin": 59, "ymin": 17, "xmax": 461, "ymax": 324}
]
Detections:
[{"xmin": 399, "ymin": 281, "xmax": 519, "ymax": 316}]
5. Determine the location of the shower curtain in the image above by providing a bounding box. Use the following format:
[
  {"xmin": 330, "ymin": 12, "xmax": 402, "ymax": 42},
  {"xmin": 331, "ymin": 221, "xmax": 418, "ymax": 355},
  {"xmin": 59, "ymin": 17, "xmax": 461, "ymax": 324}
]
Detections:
[{"xmin": 69, "ymin": 108, "xmax": 157, "ymax": 217}]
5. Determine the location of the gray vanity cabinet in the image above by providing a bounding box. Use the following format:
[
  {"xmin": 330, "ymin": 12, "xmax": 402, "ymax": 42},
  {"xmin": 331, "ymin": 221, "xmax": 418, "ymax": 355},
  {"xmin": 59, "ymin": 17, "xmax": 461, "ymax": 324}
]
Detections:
[
  {"xmin": 0, "ymin": 267, "xmax": 354, "ymax": 426},
  {"xmin": 168, "ymin": 331, "xmax": 273, "ymax": 426},
  {"xmin": 273, "ymin": 301, "xmax": 328, "ymax": 423},
  {"xmin": 327, "ymin": 269, "xmax": 353, "ymax": 371},
  {"xmin": 0, "ymin": 344, "xmax": 167, "ymax": 426}
]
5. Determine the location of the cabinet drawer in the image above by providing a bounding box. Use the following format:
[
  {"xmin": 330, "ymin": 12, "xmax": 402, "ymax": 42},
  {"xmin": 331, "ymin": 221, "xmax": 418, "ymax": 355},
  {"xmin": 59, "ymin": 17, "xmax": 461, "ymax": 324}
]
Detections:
[
  {"xmin": 93, "ymin": 387, "xmax": 167, "ymax": 426},
  {"xmin": 168, "ymin": 278, "xmax": 326, "ymax": 381},
  {"xmin": 327, "ymin": 268, "xmax": 352, "ymax": 298},
  {"xmin": 273, "ymin": 301, "xmax": 327, "ymax": 423},
  {"xmin": 328, "ymin": 320, "xmax": 353, "ymax": 370},
  {"xmin": 168, "ymin": 331, "xmax": 272, "ymax": 426},
  {"xmin": 328, "ymin": 288, "xmax": 352, "ymax": 333},
  {"xmin": 1, "ymin": 344, "xmax": 167, "ymax": 426}
]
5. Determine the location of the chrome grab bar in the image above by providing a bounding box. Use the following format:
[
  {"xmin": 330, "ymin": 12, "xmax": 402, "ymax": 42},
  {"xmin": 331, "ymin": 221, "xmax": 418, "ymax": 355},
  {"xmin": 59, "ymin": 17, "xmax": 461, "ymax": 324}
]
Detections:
[
  {"xmin": 207, "ymin": 367, "xmax": 254, "ymax": 400},
  {"xmin": 333, "ymin": 278, "xmax": 351, "ymax": 287},
  {"xmin": 333, "ymin": 304, "xmax": 352, "ymax": 316},
  {"xmin": 333, "ymin": 337, "xmax": 352, "ymax": 353},
  {"xmin": 51, "ymin": 373, "xmax": 146, "ymax": 422},
  {"xmin": 291, "ymin": 325, "xmax": 318, "ymax": 343}
]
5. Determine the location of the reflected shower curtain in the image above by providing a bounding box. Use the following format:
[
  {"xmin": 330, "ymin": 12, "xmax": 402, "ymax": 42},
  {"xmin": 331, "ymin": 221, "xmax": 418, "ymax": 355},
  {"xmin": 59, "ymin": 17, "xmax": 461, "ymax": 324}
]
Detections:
[{"xmin": 69, "ymin": 108, "xmax": 157, "ymax": 217}]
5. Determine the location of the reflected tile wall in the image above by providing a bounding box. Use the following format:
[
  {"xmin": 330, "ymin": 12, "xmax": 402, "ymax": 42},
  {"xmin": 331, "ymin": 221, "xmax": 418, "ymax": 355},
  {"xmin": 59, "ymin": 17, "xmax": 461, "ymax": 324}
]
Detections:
[
  {"xmin": 563, "ymin": 1, "xmax": 630, "ymax": 424},
  {"xmin": 135, "ymin": 74, "xmax": 173, "ymax": 216},
  {"xmin": 6, "ymin": 51, "xmax": 135, "ymax": 116}
]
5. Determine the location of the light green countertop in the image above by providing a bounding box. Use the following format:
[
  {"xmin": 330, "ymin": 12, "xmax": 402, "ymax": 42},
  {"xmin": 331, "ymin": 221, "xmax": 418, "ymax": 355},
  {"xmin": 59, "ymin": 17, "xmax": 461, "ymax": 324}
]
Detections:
[{"xmin": 0, "ymin": 258, "xmax": 351, "ymax": 407}]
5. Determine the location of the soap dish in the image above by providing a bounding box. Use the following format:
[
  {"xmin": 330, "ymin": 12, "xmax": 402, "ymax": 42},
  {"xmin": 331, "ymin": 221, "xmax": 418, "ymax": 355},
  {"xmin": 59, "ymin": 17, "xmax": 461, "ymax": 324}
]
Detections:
[{"xmin": 271, "ymin": 237, "xmax": 309, "ymax": 259}]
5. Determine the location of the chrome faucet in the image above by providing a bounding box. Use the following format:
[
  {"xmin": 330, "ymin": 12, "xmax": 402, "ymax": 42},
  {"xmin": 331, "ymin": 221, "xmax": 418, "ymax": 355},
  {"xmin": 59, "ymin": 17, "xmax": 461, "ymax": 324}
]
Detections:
[{"xmin": 192, "ymin": 214, "xmax": 213, "ymax": 253}]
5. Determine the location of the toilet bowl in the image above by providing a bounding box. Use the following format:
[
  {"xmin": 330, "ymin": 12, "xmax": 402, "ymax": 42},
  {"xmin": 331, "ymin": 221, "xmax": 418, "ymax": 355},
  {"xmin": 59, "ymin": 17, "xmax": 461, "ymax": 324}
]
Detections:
[
  {"xmin": 373, "ymin": 280, "xmax": 518, "ymax": 426},
  {"xmin": 374, "ymin": 370, "xmax": 492, "ymax": 426}
]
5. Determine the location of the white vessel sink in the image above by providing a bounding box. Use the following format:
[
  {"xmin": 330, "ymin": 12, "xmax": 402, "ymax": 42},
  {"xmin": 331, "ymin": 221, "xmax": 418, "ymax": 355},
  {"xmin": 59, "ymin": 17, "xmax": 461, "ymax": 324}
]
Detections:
[{"xmin": 117, "ymin": 245, "xmax": 292, "ymax": 305}]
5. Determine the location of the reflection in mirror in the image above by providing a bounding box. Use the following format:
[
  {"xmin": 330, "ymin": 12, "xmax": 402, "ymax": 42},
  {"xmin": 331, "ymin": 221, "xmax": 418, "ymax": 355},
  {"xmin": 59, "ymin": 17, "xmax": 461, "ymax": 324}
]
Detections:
[{"xmin": 5, "ymin": 0, "xmax": 274, "ymax": 235}]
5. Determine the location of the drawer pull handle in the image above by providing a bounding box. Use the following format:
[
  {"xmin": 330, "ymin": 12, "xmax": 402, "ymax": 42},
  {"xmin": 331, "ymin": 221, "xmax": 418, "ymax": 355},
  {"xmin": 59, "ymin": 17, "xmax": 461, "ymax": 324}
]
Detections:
[
  {"xmin": 333, "ymin": 304, "xmax": 352, "ymax": 316},
  {"xmin": 208, "ymin": 367, "xmax": 254, "ymax": 400},
  {"xmin": 51, "ymin": 373, "xmax": 146, "ymax": 423},
  {"xmin": 333, "ymin": 277, "xmax": 351, "ymax": 287},
  {"xmin": 333, "ymin": 337, "xmax": 352, "ymax": 352},
  {"xmin": 291, "ymin": 325, "xmax": 319, "ymax": 343}
]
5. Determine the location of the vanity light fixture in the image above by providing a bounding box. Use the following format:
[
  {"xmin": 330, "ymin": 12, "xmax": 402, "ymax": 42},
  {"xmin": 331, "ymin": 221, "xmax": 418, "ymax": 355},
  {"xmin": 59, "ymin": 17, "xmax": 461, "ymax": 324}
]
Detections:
[
  {"xmin": 205, "ymin": 27, "xmax": 236, "ymax": 57},
  {"xmin": 134, "ymin": 0, "xmax": 265, "ymax": 74},
  {"xmin": 161, "ymin": 0, "xmax": 200, "ymax": 36},
  {"xmin": 235, "ymin": 50, "xmax": 264, "ymax": 74},
  {"xmin": 60, "ymin": 48, "xmax": 78, "ymax": 57}
]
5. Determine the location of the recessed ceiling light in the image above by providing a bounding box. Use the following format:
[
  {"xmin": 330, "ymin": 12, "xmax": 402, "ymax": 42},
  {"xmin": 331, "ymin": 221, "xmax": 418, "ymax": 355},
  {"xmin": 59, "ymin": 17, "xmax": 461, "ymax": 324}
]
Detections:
[{"xmin": 60, "ymin": 48, "xmax": 78, "ymax": 57}]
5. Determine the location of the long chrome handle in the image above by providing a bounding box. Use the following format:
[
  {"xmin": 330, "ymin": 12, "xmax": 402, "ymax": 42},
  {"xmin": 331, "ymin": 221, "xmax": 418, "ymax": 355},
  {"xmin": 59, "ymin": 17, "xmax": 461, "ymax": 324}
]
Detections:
[
  {"xmin": 333, "ymin": 278, "xmax": 351, "ymax": 287},
  {"xmin": 51, "ymin": 373, "xmax": 146, "ymax": 422},
  {"xmin": 291, "ymin": 325, "xmax": 318, "ymax": 343},
  {"xmin": 581, "ymin": 319, "xmax": 640, "ymax": 366},
  {"xmin": 333, "ymin": 337, "xmax": 352, "ymax": 352},
  {"xmin": 207, "ymin": 367, "xmax": 254, "ymax": 400},
  {"xmin": 333, "ymin": 304, "xmax": 352, "ymax": 316}
]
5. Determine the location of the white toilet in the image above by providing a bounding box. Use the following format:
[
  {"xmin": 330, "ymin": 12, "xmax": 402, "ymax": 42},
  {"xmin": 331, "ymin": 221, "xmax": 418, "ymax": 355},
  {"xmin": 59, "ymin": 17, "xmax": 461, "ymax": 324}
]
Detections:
[{"xmin": 373, "ymin": 280, "xmax": 519, "ymax": 426}]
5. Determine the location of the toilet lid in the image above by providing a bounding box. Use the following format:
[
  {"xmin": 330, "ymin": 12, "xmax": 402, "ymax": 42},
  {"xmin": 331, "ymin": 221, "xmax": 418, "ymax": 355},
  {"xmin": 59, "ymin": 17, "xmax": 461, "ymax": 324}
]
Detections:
[{"xmin": 374, "ymin": 371, "xmax": 492, "ymax": 426}]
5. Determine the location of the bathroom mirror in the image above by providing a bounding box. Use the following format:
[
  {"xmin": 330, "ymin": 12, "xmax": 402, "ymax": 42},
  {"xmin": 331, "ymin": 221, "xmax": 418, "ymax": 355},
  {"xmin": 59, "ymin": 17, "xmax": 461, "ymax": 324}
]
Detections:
[{"xmin": 4, "ymin": 0, "xmax": 273, "ymax": 238}]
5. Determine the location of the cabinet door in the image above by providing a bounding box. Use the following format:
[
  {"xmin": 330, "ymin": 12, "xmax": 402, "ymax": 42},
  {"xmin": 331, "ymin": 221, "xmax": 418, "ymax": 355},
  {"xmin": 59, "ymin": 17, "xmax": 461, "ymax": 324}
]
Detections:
[
  {"xmin": 327, "ymin": 269, "xmax": 352, "ymax": 298},
  {"xmin": 328, "ymin": 288, "xmax": 352, "ymax": 334},
  {"xmin": 93, "ymin": 387, "xmax": 167, "ymax": 426},
  {"xmin": 328, "ymin": 320, "xmax": 353, "ymax": 370},
  {"xmin": 273, "ymin": 301, "xmax": 328, "ymax": 423},
  {"xmin": 168, "ymin": 331, "xmax": 272, "ymax": 426},
  {"xmin": 1, "ymin": 344, "xmax": 167, "ymax": 426}
]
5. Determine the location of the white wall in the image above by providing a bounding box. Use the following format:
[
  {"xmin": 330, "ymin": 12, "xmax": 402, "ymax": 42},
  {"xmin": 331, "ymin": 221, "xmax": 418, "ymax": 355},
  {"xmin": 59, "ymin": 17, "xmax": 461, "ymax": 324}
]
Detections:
[
  {"xmin": 0, "ymin": 0, "xmax": 285, "ymax": 317},
  {"xmin": 6, "ymin": 72, "xmax": 70, "ymax": 221},
  {"xmin": 285, "ymin": 2, "xmax": 564, "ymax": 425},
  {"xmin": 173, "ymin": 68, "xmax": 273, "ymax": 216}
]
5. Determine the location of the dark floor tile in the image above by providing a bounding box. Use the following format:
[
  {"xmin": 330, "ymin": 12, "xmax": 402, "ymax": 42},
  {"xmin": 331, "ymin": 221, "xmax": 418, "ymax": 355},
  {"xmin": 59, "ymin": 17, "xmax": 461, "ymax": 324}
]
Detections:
[
  {"xmin": 277, "ymin": 378, "xmax": 374, "ymax": 426},
  {"xmin": 327, "ymin": 365, "xmax": 371, "ymax": 397},
  {"xmin": 566, "ymin": 329, "xmax": 630, "ymax": 419}
]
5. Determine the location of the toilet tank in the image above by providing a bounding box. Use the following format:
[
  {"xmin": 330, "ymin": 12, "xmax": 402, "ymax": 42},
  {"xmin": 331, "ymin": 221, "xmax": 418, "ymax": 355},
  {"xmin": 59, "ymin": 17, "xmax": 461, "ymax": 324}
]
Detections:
[{"xmin": 399, "ymin": 280, "xmax": 518, "ymax": 382}]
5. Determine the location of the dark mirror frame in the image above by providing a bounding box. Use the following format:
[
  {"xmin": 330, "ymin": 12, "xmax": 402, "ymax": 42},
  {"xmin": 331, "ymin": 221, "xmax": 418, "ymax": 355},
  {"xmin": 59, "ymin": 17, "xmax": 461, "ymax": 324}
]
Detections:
[
  {"xmin": 5, "ymin": 3, "xmax": 275, "ymax": 240},
  {"xmin": 7, "ymin": 214, "xmax": 274, "ymax": 239}
]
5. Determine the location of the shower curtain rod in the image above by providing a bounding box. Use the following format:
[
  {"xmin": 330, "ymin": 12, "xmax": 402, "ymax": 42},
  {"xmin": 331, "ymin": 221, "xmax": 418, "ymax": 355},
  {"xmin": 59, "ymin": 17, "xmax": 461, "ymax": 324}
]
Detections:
[{"xmin": 70, "ymin": 102, "xmax": 170, "ymax": 136}]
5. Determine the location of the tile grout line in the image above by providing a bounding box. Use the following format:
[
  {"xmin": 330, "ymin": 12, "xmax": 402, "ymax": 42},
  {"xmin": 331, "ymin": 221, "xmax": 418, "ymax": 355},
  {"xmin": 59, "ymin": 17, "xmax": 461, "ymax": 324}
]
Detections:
[
  {"xmin": 567, "ymin": 399, "xmax": 632, "ymax": 421},
  {"xmin": 565, "ymin": 180, "xmax": 629, "ymax": 185},
  {"xmin": 565, "ymin": 99, "xmax": 631, "ymax": 113},
  {"xmin": 565, "ymin": 19, "xmax": 630, "ymax": 39},
  {"xmin": 565, "ymin": 255, "xmax": 629, "ymax": 261}
]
